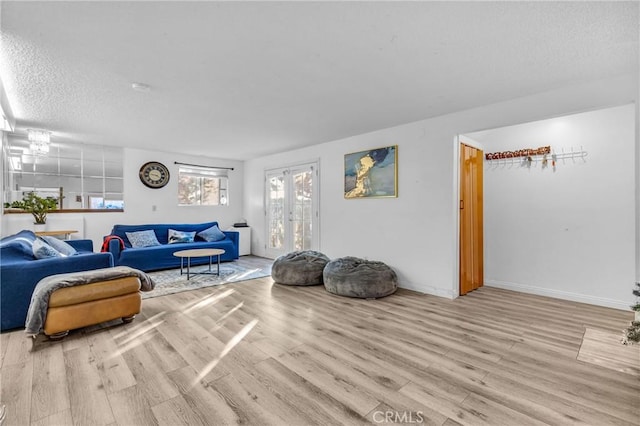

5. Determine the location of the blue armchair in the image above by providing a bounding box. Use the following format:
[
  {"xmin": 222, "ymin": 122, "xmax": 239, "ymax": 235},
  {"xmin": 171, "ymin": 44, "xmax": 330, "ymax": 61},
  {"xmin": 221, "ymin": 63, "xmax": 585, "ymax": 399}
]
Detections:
[{"xmin": 0, "ymin": 230, "xmax": 114, "ymax": 331}]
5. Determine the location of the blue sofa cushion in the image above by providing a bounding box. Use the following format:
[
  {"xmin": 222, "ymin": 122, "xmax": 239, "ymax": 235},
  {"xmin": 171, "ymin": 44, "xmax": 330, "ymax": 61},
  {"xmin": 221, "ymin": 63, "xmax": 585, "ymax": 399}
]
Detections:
[
  {"xmin": 0, "ymin": 229, "xmax": 37, "ymax": 261},
  {"xmin": 40, "ymin": 236, "xmax": 77, "ymax": 256},
  {"xmin": 126, "ymin": 230, "xmax": 161, "ymax": 248},
  {"xmin": 33, "ymin": 239, "xmax": 62, "ymax": 259},
  {"xmin": 168, "ymin": 229, "xmax": 196, "ymax": 244},
  {"xmin": 197, "ymin": 224, "xmax": 226, "ymax": 242}
]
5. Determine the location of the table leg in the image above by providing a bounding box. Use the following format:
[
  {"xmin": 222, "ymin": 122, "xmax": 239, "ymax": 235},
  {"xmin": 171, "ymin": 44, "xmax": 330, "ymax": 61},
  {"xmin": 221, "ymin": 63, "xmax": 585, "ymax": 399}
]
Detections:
[
  {"xmin": 187, "ymin": 257, "xmax": 191, "ymax": 280},
  {"xmin": 180, "ymin": 257, "xmax": 184, "ymax": 276},
  {"xmin": 208, "ymin": 255, "xmax": 212, "ymax": 272},
  {"xmin": 217, "ymin": 254, "xmax": 221, "ymax": 275}
]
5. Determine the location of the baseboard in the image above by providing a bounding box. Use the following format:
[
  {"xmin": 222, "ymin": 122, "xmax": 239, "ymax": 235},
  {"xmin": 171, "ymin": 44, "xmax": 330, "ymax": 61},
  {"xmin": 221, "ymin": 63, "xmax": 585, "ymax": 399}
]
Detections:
[
  {"xmin": 398, "ymin": 281, "xmax": 455, "ymax": 300},
  {"xmin": 485, "ymin": 279, "xmax": 630, "ymax": 311}
]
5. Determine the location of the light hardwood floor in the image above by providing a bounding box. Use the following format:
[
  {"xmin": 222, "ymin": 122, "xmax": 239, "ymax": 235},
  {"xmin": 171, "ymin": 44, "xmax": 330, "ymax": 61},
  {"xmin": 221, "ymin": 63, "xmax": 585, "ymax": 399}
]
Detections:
[{"xmin": 1, "ymin": 269, "xmax": 638, "ymax": 425}]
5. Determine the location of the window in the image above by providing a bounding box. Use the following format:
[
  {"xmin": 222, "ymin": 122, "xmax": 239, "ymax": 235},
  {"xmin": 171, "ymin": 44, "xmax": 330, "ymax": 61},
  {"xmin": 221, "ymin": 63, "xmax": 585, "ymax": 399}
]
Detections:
[{"xmin": 178, "ymin": 166, "xmax": 228, "ymax": 206}]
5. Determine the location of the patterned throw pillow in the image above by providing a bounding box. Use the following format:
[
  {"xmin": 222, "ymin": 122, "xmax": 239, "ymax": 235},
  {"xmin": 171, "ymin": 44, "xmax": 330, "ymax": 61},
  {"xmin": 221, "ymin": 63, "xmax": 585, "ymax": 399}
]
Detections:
[
  {"xmin": 40, "ymin": 236, "xmax": 77, "ymax": 256},
  {"xmin": 197, "ymin": 225, "xmax": 226, "ymax": 242},
  {"xmin": 125, "ymin": 230, "xmax": 161, "ymax": 248},
  {"xmin": 168, "ymin": 229, "xmax": 196, "ymax": 244},
  {"xmin": 32, "ymin": 238, "xmax": 62, "ymax": 259}
]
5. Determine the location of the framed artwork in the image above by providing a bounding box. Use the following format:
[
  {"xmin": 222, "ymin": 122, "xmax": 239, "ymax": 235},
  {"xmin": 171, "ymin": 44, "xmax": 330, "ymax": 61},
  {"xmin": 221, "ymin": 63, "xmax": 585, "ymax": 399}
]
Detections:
[{"xmin": 344, "ymin": 145, "xmax": 397, "ymax": 199}]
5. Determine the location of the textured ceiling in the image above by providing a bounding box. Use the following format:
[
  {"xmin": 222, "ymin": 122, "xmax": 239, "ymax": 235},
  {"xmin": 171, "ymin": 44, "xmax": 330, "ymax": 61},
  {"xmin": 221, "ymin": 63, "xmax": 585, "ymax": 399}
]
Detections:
[{"xmin": 1, "ymin": 1, "xmax": 638, "ymax": 160}]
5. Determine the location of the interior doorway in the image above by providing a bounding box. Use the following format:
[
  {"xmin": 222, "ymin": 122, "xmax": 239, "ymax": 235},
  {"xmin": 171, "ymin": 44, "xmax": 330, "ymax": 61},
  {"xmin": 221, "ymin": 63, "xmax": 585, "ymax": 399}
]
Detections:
[
  {"xmin": 265, "ymin": 162, "xmax": 319, "ymax": 259},
  {"xmin": 460, "ymin": 105, "xmax": 634, "ymax": 309},
  {"xmin": 459, "ymin": 140, "xmax": 484, "ymax": 295}
]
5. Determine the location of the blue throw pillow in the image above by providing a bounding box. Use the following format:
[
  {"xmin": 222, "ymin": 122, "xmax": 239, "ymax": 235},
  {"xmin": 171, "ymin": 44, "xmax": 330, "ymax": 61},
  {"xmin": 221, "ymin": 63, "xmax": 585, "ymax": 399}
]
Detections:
[
  {"xmin": 40, "ymin": 236, "xmax": 77, "ymax": 256},
  {"xmin": 197, "ymin": 225, "xmax": 226, "ymax": 242},
  {"xmin": 125, "ymin": 230, "xmax": 161, "ymax": 248},
  {"xmin": 32, "ymin": 238, "xmax": 62, "ymax": 259},
  {"xmin": 0, "ymin": 230, "xmax": 37, "ymax": 257},
  {"xmin": 168, "ymin": 229, "xmax": 196, "ymax": 244}
]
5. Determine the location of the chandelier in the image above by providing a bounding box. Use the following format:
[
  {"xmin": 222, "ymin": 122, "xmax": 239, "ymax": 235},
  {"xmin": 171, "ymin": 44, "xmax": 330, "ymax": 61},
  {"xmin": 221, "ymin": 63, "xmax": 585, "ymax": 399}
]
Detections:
[{"xmin": 27, "ymin": 129, "xmax": 51, "ymax": 155}]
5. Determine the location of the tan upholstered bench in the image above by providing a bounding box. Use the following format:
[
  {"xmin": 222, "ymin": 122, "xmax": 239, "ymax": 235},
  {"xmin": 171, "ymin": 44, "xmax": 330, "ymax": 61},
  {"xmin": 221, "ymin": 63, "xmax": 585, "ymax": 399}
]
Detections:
[{"xmin": 44, "ymin": 276, "xmax": 142, "ymax": 339}]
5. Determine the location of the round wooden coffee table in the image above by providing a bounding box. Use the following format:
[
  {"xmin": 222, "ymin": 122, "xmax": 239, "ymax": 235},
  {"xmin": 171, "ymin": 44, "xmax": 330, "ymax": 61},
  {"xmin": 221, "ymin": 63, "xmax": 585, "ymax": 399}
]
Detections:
[{"xmin": 173, "ymin": 248, "xmax": 226, "ymax": 280}]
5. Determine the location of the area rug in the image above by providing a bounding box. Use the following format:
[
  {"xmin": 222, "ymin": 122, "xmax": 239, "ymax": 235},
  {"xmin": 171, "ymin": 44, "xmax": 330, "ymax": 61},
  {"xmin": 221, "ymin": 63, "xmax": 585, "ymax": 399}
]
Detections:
[{"xmin": 143, "ymin": 262, "xmax": 272, "ymax": 299}]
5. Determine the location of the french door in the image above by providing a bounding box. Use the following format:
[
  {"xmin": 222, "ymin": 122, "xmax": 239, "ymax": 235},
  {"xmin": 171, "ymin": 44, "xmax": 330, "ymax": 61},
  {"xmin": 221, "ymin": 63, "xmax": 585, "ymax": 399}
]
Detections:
[{"xmin": 265, "ymin": 162, "xmax": 318, "ymax": 259}]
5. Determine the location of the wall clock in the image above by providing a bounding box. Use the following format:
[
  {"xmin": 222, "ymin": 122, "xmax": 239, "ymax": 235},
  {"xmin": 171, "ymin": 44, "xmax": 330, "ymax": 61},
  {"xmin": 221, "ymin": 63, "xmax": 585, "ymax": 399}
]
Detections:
[{"xmin": 139, "ymin": 161, "xmax": 170, "ymax": 188}]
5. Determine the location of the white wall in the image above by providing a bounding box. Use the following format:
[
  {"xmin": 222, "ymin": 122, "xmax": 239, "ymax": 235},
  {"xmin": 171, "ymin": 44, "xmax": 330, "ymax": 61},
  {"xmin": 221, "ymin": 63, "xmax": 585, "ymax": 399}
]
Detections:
[
  {"xmin": 2, "ymin": 147, "xmax": 245, "ymax": 250},
  {"xmin": 244, "ymin": 73, "xmax": 638, "ymax": 306},
  {"xmin": 636, "ymin": 101, "xmax": 640, "ymax": 283},
  {"xmin": 245, "ymin": 123, "xmax": 460, "ymax": 298},
  {"xmin": 468, "ymin": 104, "xmax": 635, "ymax": 309}
]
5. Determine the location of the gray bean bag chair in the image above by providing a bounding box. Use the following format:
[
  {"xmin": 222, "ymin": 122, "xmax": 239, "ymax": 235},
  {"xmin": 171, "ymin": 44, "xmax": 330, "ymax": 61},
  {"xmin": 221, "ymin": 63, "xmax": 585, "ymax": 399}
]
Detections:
[
  {"xmin": 272, "ymin": 250, "xmax": 330, "ymax": 286},
  {"xmin": 323, "ymin": 256, "xmax": 398, "ymax": 298}
]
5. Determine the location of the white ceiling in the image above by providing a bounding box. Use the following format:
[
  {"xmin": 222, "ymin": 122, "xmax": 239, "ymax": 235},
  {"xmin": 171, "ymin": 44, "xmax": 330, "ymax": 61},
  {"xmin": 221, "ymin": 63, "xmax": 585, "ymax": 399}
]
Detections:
[{"xmin": 1, "ymin": 1, "xmax": 638, "ymax": 160}]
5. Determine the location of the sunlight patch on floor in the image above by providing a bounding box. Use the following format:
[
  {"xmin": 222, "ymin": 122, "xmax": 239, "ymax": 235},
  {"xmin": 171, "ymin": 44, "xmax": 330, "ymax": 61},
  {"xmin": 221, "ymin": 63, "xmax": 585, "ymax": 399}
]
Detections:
[
  {"xmin": 226, "ymin": 268, "xmax": 261, "ymax": 281},
  {"xmin": 109, "ymin": 312, "xmax": 167, "ymax": 358},
  {"xmin": 111, "ymin": 312, "xmax": 166, "ymax": 340},
  {"xmin": 182, "ymin": 289, "xmax": 235, "ymax": 314},
  {"xmin": 191, "ymin": 318, "xmax": 259, "ymax": 388},
  {"xmin": 211, "ymin": 302, "xmax": 244, "ymax": 331}
]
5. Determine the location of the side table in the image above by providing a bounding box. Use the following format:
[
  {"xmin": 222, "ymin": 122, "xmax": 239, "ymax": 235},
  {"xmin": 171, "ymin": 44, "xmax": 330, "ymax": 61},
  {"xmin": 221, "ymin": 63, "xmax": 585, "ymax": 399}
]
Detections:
[
  {"xmin": 35, "ymin": 230, "xmax": 78, "ymax": 240},
  {"xmin": 228, "ymin": 226, "xmax": 251, "ymax": 256}
]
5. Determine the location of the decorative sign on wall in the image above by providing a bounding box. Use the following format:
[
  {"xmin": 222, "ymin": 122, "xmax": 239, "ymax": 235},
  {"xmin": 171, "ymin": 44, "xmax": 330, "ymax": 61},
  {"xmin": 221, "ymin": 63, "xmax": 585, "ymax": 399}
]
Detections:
[
  {"xmin": 485, "ymin": 146, "xmax": 551, "ymax": 160},
  {"xmin": 344, "ymin": 145, "xmax": 397, "ymax": 199},
  {"xmin": 485, "ymin": 145, "xmax": 588, "ymax": 171}
]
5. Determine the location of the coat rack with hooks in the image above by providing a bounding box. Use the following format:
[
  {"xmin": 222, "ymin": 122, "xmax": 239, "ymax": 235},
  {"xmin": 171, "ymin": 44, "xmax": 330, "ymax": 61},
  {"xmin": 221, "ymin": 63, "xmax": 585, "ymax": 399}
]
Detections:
[{"xmin": 485, "ymin": 145, "xmax": 588, "ymax": 168}]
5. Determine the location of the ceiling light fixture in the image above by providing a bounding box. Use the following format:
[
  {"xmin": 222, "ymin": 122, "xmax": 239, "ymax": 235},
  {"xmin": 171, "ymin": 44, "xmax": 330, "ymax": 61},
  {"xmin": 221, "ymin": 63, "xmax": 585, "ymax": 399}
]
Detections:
[
  {"xmin": 131, "ymin": 82, "xmax": 151, "ymax": 92},
  {"xmin": 28, "ymin": 129, "xmax": 50, "ymax": 143},
  {"xmin": 27, "ymin": 129, "xmax": 51, "ymax": 155}
]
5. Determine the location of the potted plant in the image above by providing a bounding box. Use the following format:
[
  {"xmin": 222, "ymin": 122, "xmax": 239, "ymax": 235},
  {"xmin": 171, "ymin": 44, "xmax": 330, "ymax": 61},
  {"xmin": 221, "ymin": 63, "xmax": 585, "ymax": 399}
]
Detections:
[
  {"xmin": 622, "ymin": 282, "xmax": 640, "ymax": 345},
  {"xmin": 3, "ymin": 192, "xmax": 59, "ymax": 226}
]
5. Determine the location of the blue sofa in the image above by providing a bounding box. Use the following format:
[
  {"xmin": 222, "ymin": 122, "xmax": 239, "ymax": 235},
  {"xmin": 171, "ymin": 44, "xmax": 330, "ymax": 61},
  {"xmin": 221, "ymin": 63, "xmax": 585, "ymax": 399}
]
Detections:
[
  {"xmin": 0, "ymin": 230, "xmax": 114, "ymax": 331},
  {"xmin": 105, "ymin": 221, "xmax": 239, "ymax": 272}
]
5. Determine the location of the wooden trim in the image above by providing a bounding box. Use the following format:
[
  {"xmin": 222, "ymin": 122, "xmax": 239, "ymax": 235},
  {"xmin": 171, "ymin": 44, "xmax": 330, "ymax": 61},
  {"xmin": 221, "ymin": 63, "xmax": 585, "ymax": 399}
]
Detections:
[{"xmin": 3, "ymin": 209, "xmax": 124, "ymax": 215}]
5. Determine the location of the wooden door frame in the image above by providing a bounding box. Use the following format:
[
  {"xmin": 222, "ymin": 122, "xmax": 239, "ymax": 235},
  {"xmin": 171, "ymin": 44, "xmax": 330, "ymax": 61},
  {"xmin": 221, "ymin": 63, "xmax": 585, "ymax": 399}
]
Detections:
[{"xmin": 452, "ymin": 135, "xmax": 485, "ymax": 298}]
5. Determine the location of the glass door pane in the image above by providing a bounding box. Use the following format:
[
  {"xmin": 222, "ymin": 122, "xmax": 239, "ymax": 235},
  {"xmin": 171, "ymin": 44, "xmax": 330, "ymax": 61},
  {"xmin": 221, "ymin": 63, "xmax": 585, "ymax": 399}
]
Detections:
[
  {"xmin": 291, "ymin": 168, "xmax": 313, "ymax": 251},
  {"xmin": 266, "ymin": 172, "xmax": 286, "ymax": 254}
]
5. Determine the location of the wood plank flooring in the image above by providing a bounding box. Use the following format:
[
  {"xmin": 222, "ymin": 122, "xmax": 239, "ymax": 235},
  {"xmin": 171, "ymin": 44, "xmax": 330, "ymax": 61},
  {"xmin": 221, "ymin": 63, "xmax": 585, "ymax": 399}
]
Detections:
[
  {"xmin": 1, "ymin": 263, "xmax": 638, "ymax": 425},
  {"xmin": 578, "ymin": 328, "xmax": 640, "ymax": 376}
]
